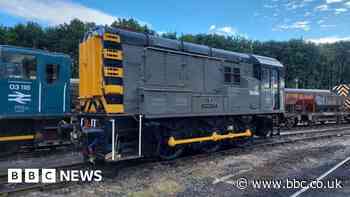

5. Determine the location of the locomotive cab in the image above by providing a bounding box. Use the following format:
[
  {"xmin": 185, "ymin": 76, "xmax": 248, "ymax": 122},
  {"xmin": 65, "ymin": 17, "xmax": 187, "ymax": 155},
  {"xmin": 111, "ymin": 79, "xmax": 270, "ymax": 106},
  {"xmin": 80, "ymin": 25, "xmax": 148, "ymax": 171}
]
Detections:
[
  {"xmin": 0, "ymin": 45, "xmax": 72, "ymax": 150},
  {"xmin": 0, "ymin": 46, "xmax": 72, "ymax": 115}
]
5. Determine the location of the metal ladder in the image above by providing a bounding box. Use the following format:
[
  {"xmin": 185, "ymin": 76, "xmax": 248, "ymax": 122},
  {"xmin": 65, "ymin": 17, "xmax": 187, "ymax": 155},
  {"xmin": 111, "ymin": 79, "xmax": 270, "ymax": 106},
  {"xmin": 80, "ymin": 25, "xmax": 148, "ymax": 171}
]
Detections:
[{"xmin": 109, "ymin": 115, "xmax": 143, "ymax": 161}]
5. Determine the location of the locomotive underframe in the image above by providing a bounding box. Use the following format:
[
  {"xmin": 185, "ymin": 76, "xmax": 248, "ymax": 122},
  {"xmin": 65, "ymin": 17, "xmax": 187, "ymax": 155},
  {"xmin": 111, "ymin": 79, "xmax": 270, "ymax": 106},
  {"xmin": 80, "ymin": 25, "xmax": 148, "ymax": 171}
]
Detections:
[
  {"xmin": 79, "ymin": 112, "xmax": 282, "ymax": 162},
  {"xmin": 0, "ymin": 115, "xmax": 72, "ymax": 154}
]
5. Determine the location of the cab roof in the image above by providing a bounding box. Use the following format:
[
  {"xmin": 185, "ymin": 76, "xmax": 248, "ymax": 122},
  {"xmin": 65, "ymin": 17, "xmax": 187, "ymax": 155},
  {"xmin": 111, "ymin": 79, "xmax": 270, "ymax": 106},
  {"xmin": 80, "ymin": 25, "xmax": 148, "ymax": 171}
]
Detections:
[
  {"xmin": 0, "ymin": 45, "xmax": 70, "ymax": 58},
  {"xmin": 251, "ymin": 55, "xmax": 283, "ymax": 68}
]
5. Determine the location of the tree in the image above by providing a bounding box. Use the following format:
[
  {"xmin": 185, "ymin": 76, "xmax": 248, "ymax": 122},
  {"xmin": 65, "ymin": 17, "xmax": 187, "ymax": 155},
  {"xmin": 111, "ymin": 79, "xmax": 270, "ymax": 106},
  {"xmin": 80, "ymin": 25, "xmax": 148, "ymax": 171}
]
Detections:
[
  {"xmin": 7, "ymin": 22, "xmax": 45, "ymax": 48},
  {"xmin": 111, "ymin": 18, "xmax": 155, "ymax": 34},
  {"xmin": 161, "ymin": 32, "xmax": 177, "ymax": 40},
  {"xmin": 0, "ymin": 25, "xmax": 7, "ymax": 44},
  {"xmin": 0, "ymin": 19, "xmax": 349, "ymax": 87},
  {"xmin": 48, "ymin": 19, "xmax": 95, "ymax": 76}
]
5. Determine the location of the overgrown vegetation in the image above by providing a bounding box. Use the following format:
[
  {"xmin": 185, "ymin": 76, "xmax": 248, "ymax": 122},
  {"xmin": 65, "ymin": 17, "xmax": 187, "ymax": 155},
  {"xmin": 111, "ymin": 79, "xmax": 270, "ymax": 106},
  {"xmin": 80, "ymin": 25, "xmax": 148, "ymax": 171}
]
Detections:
[{"xmin": 1, "ymin": 18, "xmax": 349, "ymax": 89}]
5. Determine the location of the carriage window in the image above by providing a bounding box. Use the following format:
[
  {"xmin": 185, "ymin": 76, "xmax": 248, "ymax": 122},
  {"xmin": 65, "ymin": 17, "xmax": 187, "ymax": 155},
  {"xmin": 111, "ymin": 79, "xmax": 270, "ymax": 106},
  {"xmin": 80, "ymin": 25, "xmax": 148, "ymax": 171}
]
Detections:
[
  {"xmin": 1, "ymin": 52, "xmax": 37, "ymax": 80},
  {"xmin": 46, "ymin": 64, "xmax": 59, "ymax": 84},
  {"xmin": 224, "ymin": 66, "xmax": 240, "ymax": 84}
]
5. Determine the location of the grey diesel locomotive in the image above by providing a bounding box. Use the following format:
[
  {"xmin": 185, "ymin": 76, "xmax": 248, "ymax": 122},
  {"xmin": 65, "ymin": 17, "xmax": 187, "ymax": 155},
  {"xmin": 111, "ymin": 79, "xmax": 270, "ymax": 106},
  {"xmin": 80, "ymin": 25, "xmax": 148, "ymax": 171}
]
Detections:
[{"xmin": 77, "ymin": 27, "xmax": 284, "ymax": 162}]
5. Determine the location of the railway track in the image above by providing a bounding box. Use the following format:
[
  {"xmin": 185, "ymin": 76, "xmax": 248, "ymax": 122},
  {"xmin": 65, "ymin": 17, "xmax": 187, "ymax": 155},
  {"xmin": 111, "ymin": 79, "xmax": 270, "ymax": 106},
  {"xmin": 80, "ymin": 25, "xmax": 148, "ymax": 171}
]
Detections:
[
  {"xmin": 1, "ymin": 123, "xmax": 347, "ymax": 160},
  {"xmin": 1, "ymin": 125, "xmax": 350, "ymax": 195},
  {"xmin": 0, "ymin": 143, "xmax": 74, "ymax": 160},
  {"xmin": 256, "ymin": 127, "xmax": 350, "ymax": 147},
  {"xmin": 0, "ymin": 147, "xmax": 77, "ymax": 164},
  {"xmin": 282, "ymin": 122, "xmax": 350, "ymax": 131}
]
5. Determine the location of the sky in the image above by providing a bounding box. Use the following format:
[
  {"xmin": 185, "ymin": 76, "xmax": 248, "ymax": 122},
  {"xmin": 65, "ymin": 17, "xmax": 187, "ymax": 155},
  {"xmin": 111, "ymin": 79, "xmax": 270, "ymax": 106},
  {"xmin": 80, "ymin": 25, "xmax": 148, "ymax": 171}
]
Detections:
[{"xmin": 0, "ymin": 0, "xmax": 349, "ymax": 43}]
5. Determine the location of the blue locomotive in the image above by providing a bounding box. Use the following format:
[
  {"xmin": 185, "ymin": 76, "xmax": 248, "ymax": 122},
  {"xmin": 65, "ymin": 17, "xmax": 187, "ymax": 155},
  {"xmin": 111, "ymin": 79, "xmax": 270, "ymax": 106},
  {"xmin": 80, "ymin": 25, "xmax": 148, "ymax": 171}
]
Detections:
[{"xmin": 0, "ymin": 45, "xmax": 72, "ymax": 153}]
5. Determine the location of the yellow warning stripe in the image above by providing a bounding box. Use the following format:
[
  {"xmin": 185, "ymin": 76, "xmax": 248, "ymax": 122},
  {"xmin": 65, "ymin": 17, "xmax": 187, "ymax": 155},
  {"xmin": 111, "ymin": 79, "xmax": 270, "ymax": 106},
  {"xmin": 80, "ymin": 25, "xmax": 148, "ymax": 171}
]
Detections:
[
  {"xmin": 104, "ymin": 85, "xmax": 124, "ymax": 94},
  {"xmin": 105, "ymin": 104, "xmax": 124, "ymax": 113},
  {"xmin": 101, "ymin": 97, "xmax": 124, "ymax": 113},
  {"xmin": 0, "ymin": 135, "xmax": 35, "ymax": 142},
  {"xmin": 104, "ymin": 67, "xmax": 123, "ymax": 77},
  {"xmin": 103, "ymin": 49, "xmax": 123, "ymax": 60},
  {"xmin": 103, "ymin": 33, "xmax": 120, "ymax": 43}
]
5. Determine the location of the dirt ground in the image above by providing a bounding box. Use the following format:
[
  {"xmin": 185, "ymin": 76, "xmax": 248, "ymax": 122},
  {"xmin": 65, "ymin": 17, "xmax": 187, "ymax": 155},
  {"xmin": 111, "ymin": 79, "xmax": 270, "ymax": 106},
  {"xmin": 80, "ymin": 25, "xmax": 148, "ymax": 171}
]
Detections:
[{"xmin": 20, "ymin": 135, "xmax": 350, "ymax": 197}]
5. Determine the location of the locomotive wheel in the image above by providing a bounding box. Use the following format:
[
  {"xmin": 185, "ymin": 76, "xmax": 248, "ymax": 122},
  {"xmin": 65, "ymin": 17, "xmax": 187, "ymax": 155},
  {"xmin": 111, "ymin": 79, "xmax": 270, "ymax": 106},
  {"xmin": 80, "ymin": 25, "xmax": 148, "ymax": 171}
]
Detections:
[
  {"xmin": 285, "ymin": 118, "xmax": 295, "ymax": 129},
  {"xmin": 157, "ymin": 124, "xmax": 186, "ymax": 160},
  {"xmin": 200, "ymin": 128, "xmax": 222, "ymax": 153},
  {"xmin": 232, "ymin": 130, "xmax": 253, "ymax": 147},
  {"xmin": 200, "ymin": 129, "xmax": 222, "ymax": 153},
  {"xmin": 199, "ymin": 119, "xmax": 224, "ymax": 153},
  {"xmin": 157, "ymin": 136, "xmax": 185, "ymax": 160},
  {"xmin": 255, "ymin": 118, "xmax": 273, "ymax": 137},
  {"xmin": 228, "ymin": 118, "xmax": 254, "ymax": 147}
]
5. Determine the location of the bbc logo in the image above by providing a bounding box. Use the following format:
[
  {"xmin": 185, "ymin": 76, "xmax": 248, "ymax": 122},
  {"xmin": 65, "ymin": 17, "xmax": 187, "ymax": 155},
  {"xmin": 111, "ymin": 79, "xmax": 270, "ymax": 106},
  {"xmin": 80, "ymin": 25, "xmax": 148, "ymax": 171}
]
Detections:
[
  {"xmin": 8, "ymin": 168, "xmax": 103, "ymax": 183},
  {"xmin": 8, "ymin": 169, "xmax": 56, "ymax": 183}
]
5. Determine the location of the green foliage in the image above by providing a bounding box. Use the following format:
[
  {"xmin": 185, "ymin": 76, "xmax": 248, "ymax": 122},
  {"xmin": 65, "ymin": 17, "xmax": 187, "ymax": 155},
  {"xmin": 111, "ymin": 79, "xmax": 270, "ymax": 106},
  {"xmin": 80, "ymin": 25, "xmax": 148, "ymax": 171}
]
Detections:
[
  {"xmin": 111, "ymin": 18, "xmax": 155, "ymax": 35},
  {"xmin": 0, "ymin": 18, "xmax": 349, "ymax": 89},
  {"xmin": 0, "ymin": 25, "xmax": 7, "ymax": 43},
  {"xmin": 164, "ymin": 33, "xmax": 350, "ymax": 89},
  {"xmin": 161, "ymin": 32, "xmax": 177, "ymax": 40},
  {"xmin": 44, "ymin": 19, "xmax": 96, "ymax": 76}
]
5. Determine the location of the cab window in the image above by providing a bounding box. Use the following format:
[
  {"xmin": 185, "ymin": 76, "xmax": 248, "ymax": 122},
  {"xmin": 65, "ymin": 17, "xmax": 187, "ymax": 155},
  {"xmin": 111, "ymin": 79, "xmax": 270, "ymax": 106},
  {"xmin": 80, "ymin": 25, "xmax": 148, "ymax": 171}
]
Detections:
[
  {"xmin": 262, "ymin": 68, "xmax": 271, "ymax": 89},
  {"xmin": 271, "ymin": 69, "xmax": 280, "ymax": 110},
  {"xmin": 46, "ymin": 64, "xmax": 59, "ymax": 84},
  {"xmin": 224, "ymin": 66, "xmax": 240, "ymax": 84},
  {"xmin": 1, "ymin": 52, "xmax": 37, "ymax": 80}
]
